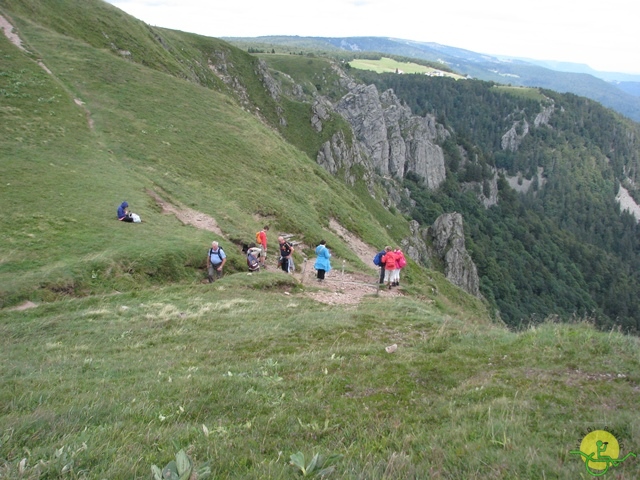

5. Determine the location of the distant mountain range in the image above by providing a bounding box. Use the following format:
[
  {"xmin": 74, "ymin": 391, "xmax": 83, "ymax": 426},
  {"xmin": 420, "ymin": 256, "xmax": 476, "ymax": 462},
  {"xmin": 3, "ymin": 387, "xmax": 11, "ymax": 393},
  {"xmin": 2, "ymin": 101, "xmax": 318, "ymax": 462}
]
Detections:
[{"xmin": 224, "ymin": 36, "xmax": 640, "ymax": 122}]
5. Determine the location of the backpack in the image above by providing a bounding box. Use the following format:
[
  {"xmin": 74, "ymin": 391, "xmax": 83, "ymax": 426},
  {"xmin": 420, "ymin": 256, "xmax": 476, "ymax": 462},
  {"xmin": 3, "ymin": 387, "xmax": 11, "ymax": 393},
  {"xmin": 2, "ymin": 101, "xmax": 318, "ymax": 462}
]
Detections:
[
  {"xmin": 247, "ymin": 252, "xmax": 260, "ymax": 271},
  {"xmin": 280, "ymin": 241, "xmax": 292, "ymax": 256},
  {"xmin": 256, "ymin": 231, "xmax": 261, "ymax": 244},
  {"xmin": 373, "ymin": 251, "xmax": 384, "ymax": 266},
  {"xmin": 209, "ymin": 247, "xmax": 225, "ymax": 265}
]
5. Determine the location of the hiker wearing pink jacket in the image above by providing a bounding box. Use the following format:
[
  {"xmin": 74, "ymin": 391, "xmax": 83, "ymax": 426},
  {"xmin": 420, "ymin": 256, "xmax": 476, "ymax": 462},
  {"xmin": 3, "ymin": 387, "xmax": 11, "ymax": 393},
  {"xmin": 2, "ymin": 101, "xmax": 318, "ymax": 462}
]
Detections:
[{"xmin": 392, "ymin": 248, "xmax": 406, "ymax": 287}]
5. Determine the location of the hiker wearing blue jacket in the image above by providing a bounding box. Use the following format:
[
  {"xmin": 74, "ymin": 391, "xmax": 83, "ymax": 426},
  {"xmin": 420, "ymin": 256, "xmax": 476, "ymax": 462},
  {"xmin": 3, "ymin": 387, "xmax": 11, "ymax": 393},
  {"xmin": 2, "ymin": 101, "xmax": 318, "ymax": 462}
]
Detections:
[
  {"xmin": 117, "ymin": 201, "xmax": 134, "ymax": 222},
  {"xmin": 373, "ymin": 248, "xmax": 386, "ymax": 284},
  {"xmin": 314, "ymin": 240, "xmax": 332, "ymax": 281}
]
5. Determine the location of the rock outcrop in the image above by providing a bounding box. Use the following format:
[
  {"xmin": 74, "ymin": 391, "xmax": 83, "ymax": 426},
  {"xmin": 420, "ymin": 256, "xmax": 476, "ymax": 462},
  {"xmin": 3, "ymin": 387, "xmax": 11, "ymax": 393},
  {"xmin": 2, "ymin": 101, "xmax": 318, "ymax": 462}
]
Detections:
[
  {"xmin": 502, "ymin": 99, "xmax": 555, "ymax": 152},
  {"xmin": 400, "ymin": 220, "xmax": 432, "ymax": 269},
  {"xmin": 534, "ymin": 101, "xmax": 554, "ymax": 127},
  {"xmin": 401, "ymin": 215, "xmax": 481, "ymax": 298},
  {"xmin": 316, "ymin": 130, "xmax": 370, "ymax": 186},
  {"xmin": 461, "ymin": 170, "xmax": 499, "ymax": 207},
  {"xmin": 501, "ymin": 119, "xmax": 530, "ymax": 152},
  {"xmin": 316, "ymin": 82, "xmax": 447, "ymax": 190},
  {"xmin": 428, "ymin": 213, "xmax": 481, "ymax": 297},
  {"xmin": 311, "ymin": 96, "xmax": 333, "ymax": 133}
]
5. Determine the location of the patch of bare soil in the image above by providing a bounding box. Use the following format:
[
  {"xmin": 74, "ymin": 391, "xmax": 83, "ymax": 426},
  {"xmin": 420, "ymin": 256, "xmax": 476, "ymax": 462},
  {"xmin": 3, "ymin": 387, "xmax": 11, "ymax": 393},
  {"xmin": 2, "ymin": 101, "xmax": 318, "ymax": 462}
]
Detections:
[
  {"xmin": 73, "ymin": 98, "xmax": 94, "ymax": 130},
  {"xmin": 298, "ymin": 264, "xmax": 402, "ymax": 305},
  {"xmin": 0, "ymin": 15, "xmax": 25, "ymax": 51},
  {"xmin": 148, "ymin": 189, "xmax": 224, "ymax": 236},
  {"xmin": 9, "ymin": 301, "xmax": 38, "ymax": 311},
  {"xmin": 329, "ymin": 218, "xmax": 381, "ymax": 266}
]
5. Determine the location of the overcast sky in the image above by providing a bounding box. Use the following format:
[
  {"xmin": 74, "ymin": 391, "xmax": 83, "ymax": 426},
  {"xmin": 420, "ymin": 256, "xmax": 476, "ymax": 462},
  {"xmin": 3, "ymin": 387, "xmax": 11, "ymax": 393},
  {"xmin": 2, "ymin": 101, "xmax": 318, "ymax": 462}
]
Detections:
[{"xmin": 105, "ymin": 0, "xmax": 640, "ymax": 74}]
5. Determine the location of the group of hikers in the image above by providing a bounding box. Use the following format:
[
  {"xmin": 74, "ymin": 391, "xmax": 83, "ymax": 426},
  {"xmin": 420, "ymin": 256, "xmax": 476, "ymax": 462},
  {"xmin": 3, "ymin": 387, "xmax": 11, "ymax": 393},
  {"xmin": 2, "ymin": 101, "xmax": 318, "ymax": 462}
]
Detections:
[
  {"xmin": 207, "ymin": 226, "xmax": 301, "ymax": 283},
  {"xmin": 374, "ymin": 246, "xmax": 407, "ymax": 289},
  {"xmin": 117, "ymin": 202, "xmax": 404, "ymax": 287},
  {"xmin": 208, "ymin": 227, "xmax": 406, "ymax": 289}
]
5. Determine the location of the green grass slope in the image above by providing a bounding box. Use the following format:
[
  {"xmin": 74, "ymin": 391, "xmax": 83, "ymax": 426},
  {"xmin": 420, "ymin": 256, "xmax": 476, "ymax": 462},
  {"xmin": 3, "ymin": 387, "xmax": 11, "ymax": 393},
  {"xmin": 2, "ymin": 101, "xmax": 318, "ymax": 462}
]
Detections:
[
  {"xmin": 0, "ymin": 2, "xmax": 404, "ymax": 306},
  {"xmin": 1, "ymin": 284, "xmax": 639, "ymax": 478}
]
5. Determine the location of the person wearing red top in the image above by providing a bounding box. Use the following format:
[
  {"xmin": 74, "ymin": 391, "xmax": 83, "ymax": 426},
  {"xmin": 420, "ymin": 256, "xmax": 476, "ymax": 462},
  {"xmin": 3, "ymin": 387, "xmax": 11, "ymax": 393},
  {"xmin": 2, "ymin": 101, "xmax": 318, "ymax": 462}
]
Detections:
[
  {"xmin": 256, "ymin": 226, "xmax": 269, "ymax": 268},
  {"xmin": 381, "ymin": 246, "xmax": 396, "ymax": 290}
]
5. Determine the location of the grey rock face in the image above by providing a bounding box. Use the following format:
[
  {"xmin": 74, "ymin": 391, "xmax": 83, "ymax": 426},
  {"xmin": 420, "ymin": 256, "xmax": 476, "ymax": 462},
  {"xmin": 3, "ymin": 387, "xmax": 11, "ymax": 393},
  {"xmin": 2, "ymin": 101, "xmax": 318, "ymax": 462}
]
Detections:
[
  {"xmin": 461, "ymin": 169, "xmax": 499, "ymax": 208},
  {"xmin": 335, "ymin": 84, "xmax": 391, "ymax": 175},
  {"xmin": 333, "ymin": 84, "xmax": 447, "ymax": 189},
  {"xmin": 502, "ymin": 100, "xmax": 555, "ymax": 152},
  {"xmin": 256, "ymin": 59, "xmax": 280, "ymax": 101},
  {"xmin": 534, "ymin": 102, "xmax": 555, "ymax": 127},
  {"xmin": 316, "ymin": 130, "xmax": 369, "ymax": 186},
  {"xmin": 400, "ymin": 220, "xmax": 432, "ymax": 268},
  {"xmin": 501, "ymin": 119, "xmax": 530, "ymax": 152},
  {"xmin": 311, "ymin": 97, "xmax": 334, "ymax": 133},
  {"xmin": 429, "ymin": 213, "xmax": 481, "ymax": 297}
]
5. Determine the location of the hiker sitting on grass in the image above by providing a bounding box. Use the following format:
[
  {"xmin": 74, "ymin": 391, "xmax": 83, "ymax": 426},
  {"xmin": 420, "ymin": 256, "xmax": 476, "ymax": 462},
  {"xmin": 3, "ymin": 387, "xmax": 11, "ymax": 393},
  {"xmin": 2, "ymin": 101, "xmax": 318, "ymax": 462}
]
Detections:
[
  {"xmin": 117, "ymin": 201, "xmax": 133, "ymax": 222},
  {"xmin": 116, "ymin": 201, "xmax": 142, "ymax": 222}
]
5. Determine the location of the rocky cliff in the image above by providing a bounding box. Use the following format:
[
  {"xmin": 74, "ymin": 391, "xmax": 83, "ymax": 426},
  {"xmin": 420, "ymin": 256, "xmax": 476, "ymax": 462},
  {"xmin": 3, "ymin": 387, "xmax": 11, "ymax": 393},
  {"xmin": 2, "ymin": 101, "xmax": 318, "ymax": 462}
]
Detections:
[
  {"xmin": 429, "ymin": 213, "xmax": 481, "ymax": 297},
  {"xmin": 400, "ymin": 216, "xmax": 481, "ymax": 298},
  {"xmin": 312, "ymin": 78, "xmax": 448, "ymax": 192},
  {"xmin": 501, "ymin": 99, "xmax": 555, "ymax": 152},
  {"xmin": 334, "ymin": 84, "xmax": 448, "ymax": 188}
]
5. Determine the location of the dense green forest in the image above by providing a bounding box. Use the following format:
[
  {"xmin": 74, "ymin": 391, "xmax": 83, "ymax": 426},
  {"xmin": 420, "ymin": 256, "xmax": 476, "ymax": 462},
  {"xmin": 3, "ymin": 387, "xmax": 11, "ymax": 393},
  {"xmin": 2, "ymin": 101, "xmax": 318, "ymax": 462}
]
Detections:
[{"xmin": 355, "ymin": 71, "xmax": 640, "ymax": 331}]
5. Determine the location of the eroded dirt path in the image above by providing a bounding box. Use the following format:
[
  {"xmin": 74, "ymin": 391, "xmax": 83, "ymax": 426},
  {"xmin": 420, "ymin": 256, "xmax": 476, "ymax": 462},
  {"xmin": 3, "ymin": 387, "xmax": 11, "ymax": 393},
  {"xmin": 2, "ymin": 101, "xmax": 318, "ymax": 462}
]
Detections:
[
  {"xmin": 0, "ymin": 15, "xmax": 25, "ymax": 51},
  {"xmin": 148, "ymin": 189, "xmax": 224, "ymax": 236}
]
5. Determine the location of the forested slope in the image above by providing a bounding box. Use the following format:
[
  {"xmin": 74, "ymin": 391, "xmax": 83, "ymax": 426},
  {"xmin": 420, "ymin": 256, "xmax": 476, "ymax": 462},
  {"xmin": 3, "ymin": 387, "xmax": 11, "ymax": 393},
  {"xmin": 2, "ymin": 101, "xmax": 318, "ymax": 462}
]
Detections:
[{"xmin": 355, "ymin": 71, "xmax": 640, "ymax": 331}]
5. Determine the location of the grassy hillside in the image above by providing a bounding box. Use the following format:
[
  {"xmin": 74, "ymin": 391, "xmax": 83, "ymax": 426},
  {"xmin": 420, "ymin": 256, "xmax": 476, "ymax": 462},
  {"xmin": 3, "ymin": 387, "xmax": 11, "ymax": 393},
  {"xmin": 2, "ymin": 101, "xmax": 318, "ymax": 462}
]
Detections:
[
  {"xmin": 1, "ymin": 1, "xmax": 639, "ymax": 479},
  {"xmin": 0, "ymin": 2, "xmax": 408, "ymax": 307}
]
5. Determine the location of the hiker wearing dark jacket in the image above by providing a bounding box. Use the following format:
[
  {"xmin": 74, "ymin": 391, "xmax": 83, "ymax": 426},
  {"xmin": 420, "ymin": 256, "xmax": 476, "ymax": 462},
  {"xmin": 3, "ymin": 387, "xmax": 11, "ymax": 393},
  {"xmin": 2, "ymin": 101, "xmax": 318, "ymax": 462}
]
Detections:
[
  {"xmin": 278, "ymin": 236, "xmax": 294, "ymax": 273},
  {"xmin": 117, "ymin": 201, "xmax": 133, "ymax": 222},
  {"xmin": 374, "ymin": 248, "xmax": 386, "ymax": 284}
]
